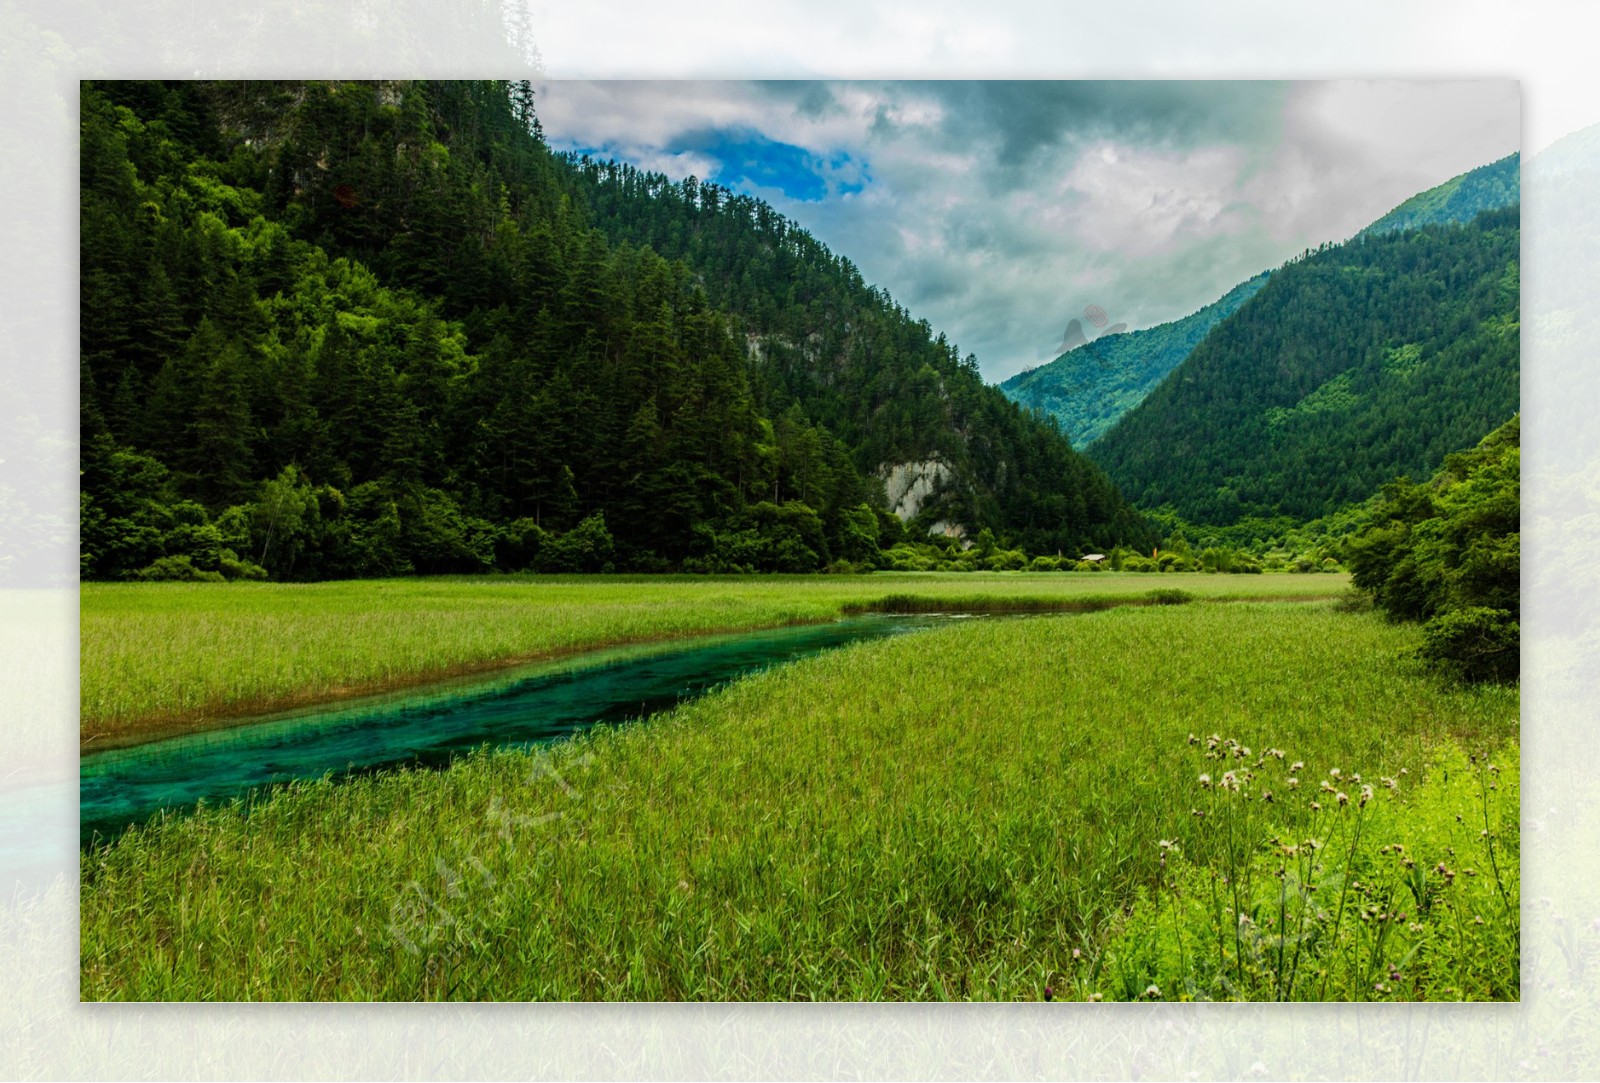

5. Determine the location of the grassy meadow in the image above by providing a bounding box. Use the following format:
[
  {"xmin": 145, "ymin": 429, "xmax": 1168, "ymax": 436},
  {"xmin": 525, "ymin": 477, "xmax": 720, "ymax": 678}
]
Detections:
[
  {"xmin": 80, "ymin": 597, "xmax": 1518, "ymax": 1001},
  {"xmin": 80, "ymin": 572, "xmax": 1345, "ymax": 746}
]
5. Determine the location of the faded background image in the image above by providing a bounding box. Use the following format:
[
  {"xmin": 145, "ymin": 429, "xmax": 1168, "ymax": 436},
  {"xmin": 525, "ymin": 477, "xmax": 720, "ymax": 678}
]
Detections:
[{"xmin": 3, "ymin": 0, "xmax": 1598, "ymax": 1076}]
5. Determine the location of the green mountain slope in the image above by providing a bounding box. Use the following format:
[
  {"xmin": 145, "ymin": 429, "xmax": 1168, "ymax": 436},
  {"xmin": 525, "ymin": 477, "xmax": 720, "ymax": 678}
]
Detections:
[
  {"xmin": 79, "ymin": 80, "xmax": 1149, "ymax": 580},
  {"xmin": 1086, "ymin": 206, "xmax": 1520, "ymax": 525},
  {"xmin": 1002, "ymin": 154, "xmax": 1520, "ymax": 446},
  {"xmin": 997, "ymin": 273, "xmax": 1269, "ymax": 447},
  {"xmin": 1359, "ymin": 153, "xmax": 1520, "ymax": 237}
]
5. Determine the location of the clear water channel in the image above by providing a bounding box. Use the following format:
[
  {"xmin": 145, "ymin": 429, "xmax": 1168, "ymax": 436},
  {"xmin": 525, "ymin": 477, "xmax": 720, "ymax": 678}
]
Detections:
[{"xmin": 80, "ymin": 613, "xmax": 969, "ymax": 847}]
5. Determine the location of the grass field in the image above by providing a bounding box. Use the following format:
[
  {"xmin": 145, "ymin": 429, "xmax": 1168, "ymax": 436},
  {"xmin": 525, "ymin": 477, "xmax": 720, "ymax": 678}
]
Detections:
[
  {"xmin": 80, "ymin": 572, "xmax": 1347, "ymax": 745},
  {"xmin": 79, "ymin": 599, "xmax": 1517, "ymax": 1001}
]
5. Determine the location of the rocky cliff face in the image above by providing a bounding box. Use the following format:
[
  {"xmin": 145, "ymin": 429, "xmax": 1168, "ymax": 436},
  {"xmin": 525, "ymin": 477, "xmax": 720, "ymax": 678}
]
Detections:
[{"xmin": 879, "ymin": 458, "xmax": 955, "ymax": 522}]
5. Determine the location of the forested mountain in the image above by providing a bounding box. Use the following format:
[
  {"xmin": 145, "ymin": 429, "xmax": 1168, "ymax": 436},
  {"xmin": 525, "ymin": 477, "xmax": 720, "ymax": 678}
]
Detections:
[
  {"xmin": 1000, "ymin": 154, "xmax": 1520, "ymax": 448},
  {"xmin": 1359, "ymin": 154, "xmax": 1520, "ymax": 238},
  {"xmin": 1087, "ymin": 206, "xmax": 1519, "ymax": 525},
  {"xmin": 997, "ymin": 273, "xmax": 1270, "ymax": 447},
  {"xmin": 79, "ymin": 80, "xmax": 1148, "ymax": 581}
]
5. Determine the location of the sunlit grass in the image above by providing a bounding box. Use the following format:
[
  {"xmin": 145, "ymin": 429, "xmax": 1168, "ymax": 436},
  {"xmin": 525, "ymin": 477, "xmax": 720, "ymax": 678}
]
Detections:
[
  {"xmin": 79, "ymin": 600, "xmax": 1515, "ymax": 1001},
  {"xmin": 80, "ymin": 572, "xmax": 1346, "ymax": 744}
]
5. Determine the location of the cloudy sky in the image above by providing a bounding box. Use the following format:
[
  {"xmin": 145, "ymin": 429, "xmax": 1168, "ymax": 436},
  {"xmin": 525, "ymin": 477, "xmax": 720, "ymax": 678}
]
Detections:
[{"xmin": 533, "ymin": 80, "xmax": 1518, "ymax": 383}]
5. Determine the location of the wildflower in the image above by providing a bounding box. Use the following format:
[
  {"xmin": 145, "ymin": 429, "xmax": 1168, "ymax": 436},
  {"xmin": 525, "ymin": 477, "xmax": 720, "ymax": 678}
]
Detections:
[
  {"xmin": 1320, "ymin": 780, "xmax": 1337, "ymax": 794},
  {"xmin": 1207, "ymin": 735, "xmax": 1221, "ymax": 750},
  {"xmin": 1190, "ymin": 807, "xmax": 1205, "ymax": 819},
  {"xmin": 1198, "ymin": 773, "xmax": 1212, "ymax": 788},
  {"xmin": 1188, "ymin": 733, "xmax": 1199, "ymax": 746},
  {"xmin": 1359, "ymin": 785, "xmax": 1374, "ymax": 807},
  {"xmin": 1336, "ymin": 791, "xmax": 1349, "ymax": 807},
  {"xmin": 1268, "ymin": 748, "xmax": 1285, "ymax": 760},
  {"xmin": 1144, "ymin": 983, "xmax": 1162, "ymax": 999},
  {"xmin": 1399, "ymin": 768, "xmax": 1408, "ymax": 776},
  {"xmin": 1286, "ymin": 777, "xmax": 1299, "ymax": 789},
  {"xmin": 1043, "ymin": 986, "xmax": 1054, "ymax": 1001},
  {"xmin": 1329, "ymin": 767, "xmax": 1341, "ymax": 779},
  {"xmin": 1309, "ymin": 801, "xmax": 1322, "ymax": 812},
  {"xmin": 1220, "ymin": 771, "xmax": 1239, "ymax": 791},
  {"xmin": 1089, "ymin": 992, "xmax": 1103, "ymax": 1002},
  {"xmin": 1381, "ymin": 777, "xmax": 1397, "ymax": 790},
  {"xmin": 1261, "ymin": 790, "xmax": 1274, "ymax": 803},
  {"xmin": 1072, "ymin": 948, "xmax": 1082, "ymax": 961},
  {"xmin": 1290, "ymin": 761, "xmax": 1304, "ymax": 773},
  {"xmin": 1474, "ymin": 916, "xmax": 1486, "ymax": 925}
]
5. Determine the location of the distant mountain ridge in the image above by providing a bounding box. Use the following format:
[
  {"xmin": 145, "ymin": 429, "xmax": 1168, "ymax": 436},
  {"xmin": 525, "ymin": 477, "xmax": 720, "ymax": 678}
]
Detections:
[
  {"xmin": 999, "ymin": 153, "xmax": 1521, "ymax": 446},
  {"xmin": 1358, "ymin": 153, "xmax": 1520, "ymax": 237},
  {"xmin": 998, "ymin": 273, "xmax": 1269, "ymax": 447}
]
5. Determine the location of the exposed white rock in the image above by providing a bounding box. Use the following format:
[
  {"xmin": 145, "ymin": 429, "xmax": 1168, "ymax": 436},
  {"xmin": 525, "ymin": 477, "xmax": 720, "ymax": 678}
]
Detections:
[
  {"xmin": 879, "ymin": 458, "xmax": 953, "ymax": 522},
  {"xmin": 926, "ymin": 520, "xmax": 970, "ymax": 547}
]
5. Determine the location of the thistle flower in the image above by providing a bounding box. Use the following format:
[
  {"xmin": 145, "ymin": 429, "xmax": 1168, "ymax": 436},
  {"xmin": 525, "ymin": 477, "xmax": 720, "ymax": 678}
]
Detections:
[
  {"xmin": 1381, "ymin": 776, "xmax": 1397, "ymax": 790},
  {"xmin": 1329, "ymin": 768, "xmax": 1341, "ymax": 779},
  {"xmin": 1309, "ymin": 801, "xmax": 1322, "ymax": 812},
  {"xmin": 1335, "ymin": 791, "xmax": 1349, "ymax": 807},
  {"xmin": 1290, "ymin": 761, "xmax": 1304, "ymax": 773},
  {"xmin": 1143, "ymin": 983, "xmax": 1162, "ymax": 999},
  {"xmin": 1359, "ymin": 785, "xmax": 1374, "ymax": 807},
  {"xmin": 1286, "ymin": 777, "xmax": 1299, "ymax": 789},
  {"xmin": 1198, "ymin": 773, "xmax": 1212, "ymax": 788},
  {"xmin": 1188, "ymin": 733, "xmax": 1200, "ymax": 746}
]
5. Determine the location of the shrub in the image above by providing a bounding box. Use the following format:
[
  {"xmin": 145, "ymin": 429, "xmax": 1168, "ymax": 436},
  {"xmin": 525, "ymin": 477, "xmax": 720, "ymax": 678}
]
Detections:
[
  {"xmin": 134, "ymin": 555, "xmax": 225, "ymax": 582},
  {"xmin": 1416, "ymin": 607, "xmax": 1519, "ymax": 683}
]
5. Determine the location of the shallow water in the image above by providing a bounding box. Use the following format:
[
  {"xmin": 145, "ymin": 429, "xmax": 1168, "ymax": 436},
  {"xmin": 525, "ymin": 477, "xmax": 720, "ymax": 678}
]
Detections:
[{"xmin": 80, "ymin": 614, "xmax": 959, "ymax": 846}]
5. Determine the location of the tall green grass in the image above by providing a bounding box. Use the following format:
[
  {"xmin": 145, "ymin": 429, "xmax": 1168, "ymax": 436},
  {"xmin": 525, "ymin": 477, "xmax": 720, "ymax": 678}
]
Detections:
[
  {"xmin": 81, "ymin": 572, "xmax": 1346, "ymax": 743},
  {"xmin": 80, "ymin": 601, "xmax": 1516, "ymax": 1000}
]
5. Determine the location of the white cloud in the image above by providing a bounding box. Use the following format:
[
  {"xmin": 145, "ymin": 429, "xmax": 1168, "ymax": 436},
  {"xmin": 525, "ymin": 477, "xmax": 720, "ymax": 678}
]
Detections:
[{"xmin": 529, "ymin": 80, "xmax": 1519, "ymax": 384}]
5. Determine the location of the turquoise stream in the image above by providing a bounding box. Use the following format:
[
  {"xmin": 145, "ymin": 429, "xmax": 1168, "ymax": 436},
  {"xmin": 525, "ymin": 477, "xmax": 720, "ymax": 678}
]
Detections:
[{"xmin": 80, "ymin": 613, "xmax": 960, "ymax": 846}]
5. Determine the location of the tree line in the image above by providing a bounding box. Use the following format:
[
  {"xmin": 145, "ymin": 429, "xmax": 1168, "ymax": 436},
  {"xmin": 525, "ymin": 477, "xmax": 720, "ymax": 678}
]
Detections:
[{"xmin": 80, "ymin": 80, "xmax": 1150, "ymax": 581}]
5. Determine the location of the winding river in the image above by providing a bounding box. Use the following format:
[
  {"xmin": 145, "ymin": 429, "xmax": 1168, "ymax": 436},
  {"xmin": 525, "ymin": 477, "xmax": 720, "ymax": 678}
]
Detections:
[{"xmin": 80, "ymin": 613, "xmax": 965, "ymax": 845}]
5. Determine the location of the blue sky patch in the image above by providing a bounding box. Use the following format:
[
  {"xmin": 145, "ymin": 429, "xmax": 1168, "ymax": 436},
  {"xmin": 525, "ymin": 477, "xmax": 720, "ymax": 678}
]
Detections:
[{"xmin": 676, "ymin": 129, "xmax": 867, "ymax": 202}]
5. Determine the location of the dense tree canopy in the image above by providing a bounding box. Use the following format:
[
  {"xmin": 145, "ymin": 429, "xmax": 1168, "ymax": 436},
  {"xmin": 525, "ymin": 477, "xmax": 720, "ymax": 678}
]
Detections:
[
  {"xmin": 80, "ymin": 80, "xmax": 1150, "ymax": 580},
  {"xmin": 1089, "ymin": 207, "xmax": 1520, "ymax": 526},
  {"xmin": 1346, "ymin": 416, "xmax": 1520, "ymax": 681}
]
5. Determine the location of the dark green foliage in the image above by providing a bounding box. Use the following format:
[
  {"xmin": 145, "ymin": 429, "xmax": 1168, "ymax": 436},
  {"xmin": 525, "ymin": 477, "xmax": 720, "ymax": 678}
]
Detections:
[
  {"xmin": 1089, "ymin": 208, "xmax": 1520, "ymax": 526},
  {"xmin": 999, "ymin": 273, "xmax": 1270, "ymax": 447},
  {"xmin": 1346, "ymin": 417, "xmax": 1519, "ymax": 681},
  {"xmin": 80, "ymin": 80, "xmax": 1148, "ymax": 579},
  {"xmin": 1416, "ymin": 607, "xmax": 1519, "ymax": 684}
]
